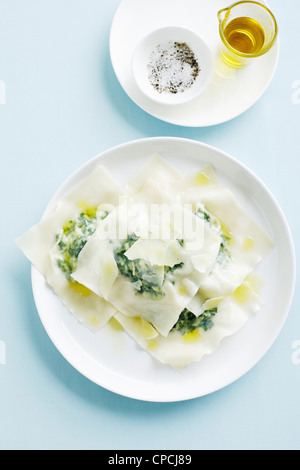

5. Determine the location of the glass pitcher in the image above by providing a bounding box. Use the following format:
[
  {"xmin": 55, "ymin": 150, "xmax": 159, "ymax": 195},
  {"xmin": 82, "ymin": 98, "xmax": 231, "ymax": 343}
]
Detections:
[{"xmin": 218, "ymin": 1, "xmax": 278, "ymax": 67}]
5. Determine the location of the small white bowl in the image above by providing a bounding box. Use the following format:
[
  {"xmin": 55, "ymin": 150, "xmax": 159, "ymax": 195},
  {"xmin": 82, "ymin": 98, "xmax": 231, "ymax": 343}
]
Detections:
[{"xmin": 132, "ymin": 26, "xmax": 213, "ymax": 106}]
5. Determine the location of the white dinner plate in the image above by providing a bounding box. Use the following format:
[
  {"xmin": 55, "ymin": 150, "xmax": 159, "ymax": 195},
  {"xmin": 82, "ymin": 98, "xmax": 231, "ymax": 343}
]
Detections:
[
  {"xmin": 31, "ymin": 137, "xmax": 295, "ymax": 402},
  {"xmin": 109, "ymin": 0, "xmax": 279, "ymax": 127}
]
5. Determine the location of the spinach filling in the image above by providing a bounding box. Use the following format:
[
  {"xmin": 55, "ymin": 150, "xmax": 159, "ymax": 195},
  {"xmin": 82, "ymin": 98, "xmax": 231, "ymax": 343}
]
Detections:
[
  {"xmin": 55, "ymin": 207, "xmax": 109, "ymax": 280},
  {"xmin": 172, "ymin": 308, "xmax": 218, "ymax": 335},
  {"xmin": 195, "ymin": 207, "xmax": 231, "ymax": 265},
  {"xmin": 113, "ymin": 234, "xmax": 185, "ymax": 298}
]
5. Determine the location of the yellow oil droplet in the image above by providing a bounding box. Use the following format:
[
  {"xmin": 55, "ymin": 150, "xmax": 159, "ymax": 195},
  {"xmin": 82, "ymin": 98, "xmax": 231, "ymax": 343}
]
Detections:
[
  {"xmin": 178, "ymin": 282, "xmax": 188, "ymax": 296},
  {"xmin": 62, "ymin": 220, "xmax": 74, "ymax": 235},
  {"xmin": 89, "ymin": 316, "xmax": 101, "ymax": 327},
  {"xmin": 183, "ymin": 329, "xmax": 201, "ymax": 344},
  {"xmin": 134, "ymin": 318, "xmax": 158, "ymax": 340},
  {"xmin": 194, "ymin": 172, "xmax": 211, "ymax": 186},
  {"xmin": 243, "ymin": 236, "xmax": 255, "ymax": 252},
  {"xmin": 147, "ymin": 339, "xmax": 158, "ymax": 351},
  {"xmin": 77, "ymin": 200, "xmax": 98, "ymax": 219},
  {"xmin": 77, "ymin": 199, "xmax": 89, "ymax": 210},
  {"xmin": 233, "ymin": 282, "xmax": 251, "ymax": 305},
  {"xmin": 103, "ymin": 256, "xmax": 118, "ymax": 279},
  {"xmin": 109, "ymin": 317, "xmax": 124, "ymax": 332},
  {"xmin": 221, "ymin": 224, "xmax": 233, "ymax": 245},
  {"xmin": 63, "ymin": 251, "xmax": 72, "ymax": 266},
  {"xmin": 69, "ymin": 281, "xmax": 92, "ymax": 297}
]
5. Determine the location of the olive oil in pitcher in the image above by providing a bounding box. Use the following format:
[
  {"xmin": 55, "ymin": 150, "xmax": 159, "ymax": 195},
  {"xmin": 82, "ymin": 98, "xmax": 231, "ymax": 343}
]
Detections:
[
  {"xmin": 217, "ymin": 2, "xmax": 278, "ymax": 68},
  {"xmin": 224, "ymin": 17, "xmax": 265, "ymax": 55}
]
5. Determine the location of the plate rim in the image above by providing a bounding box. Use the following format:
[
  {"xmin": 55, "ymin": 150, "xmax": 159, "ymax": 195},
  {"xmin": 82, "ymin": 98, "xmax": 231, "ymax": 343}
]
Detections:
[
  {"xmin": 109, "ymin": 0, "xmax": 280, "ymax": 128},
  {"xmin": 31, "ymin": 137, "xmax": 296, "ymax": 402}
]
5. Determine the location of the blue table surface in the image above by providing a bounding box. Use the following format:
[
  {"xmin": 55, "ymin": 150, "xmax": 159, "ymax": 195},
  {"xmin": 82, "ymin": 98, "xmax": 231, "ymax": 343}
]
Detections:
[{"xmin": 0, "ymin": 0, "xmax": 299, "ymax": 450}]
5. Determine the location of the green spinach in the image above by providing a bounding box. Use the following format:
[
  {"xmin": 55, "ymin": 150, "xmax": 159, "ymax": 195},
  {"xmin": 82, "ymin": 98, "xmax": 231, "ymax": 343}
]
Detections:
[
  {"xmin": 172, "ymin": 308, "xmax": 218, "ymax": 335},
  {"xmin": 113, "ymin": 234, "xmax": 185, "ymax": 298}
]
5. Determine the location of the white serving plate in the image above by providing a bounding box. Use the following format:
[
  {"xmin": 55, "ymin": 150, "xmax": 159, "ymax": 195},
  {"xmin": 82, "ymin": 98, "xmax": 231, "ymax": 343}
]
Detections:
[
  {"xmin": 31, "ymin": 137, "xmax": 295, "ymax": 402},
  {"xmin": 109, "ymin": 0, "xmax": 279, "ymax": 127}
]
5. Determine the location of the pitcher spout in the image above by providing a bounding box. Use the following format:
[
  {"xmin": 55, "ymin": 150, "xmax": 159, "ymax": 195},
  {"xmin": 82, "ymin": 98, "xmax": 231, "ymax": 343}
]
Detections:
[{"xmin": 217, "ymin": 8, "xmax": 229, "ymax": 24}]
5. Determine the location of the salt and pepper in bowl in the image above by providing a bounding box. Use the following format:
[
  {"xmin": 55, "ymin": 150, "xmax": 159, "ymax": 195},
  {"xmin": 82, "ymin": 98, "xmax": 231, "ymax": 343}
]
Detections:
[{"xmin": 132, "ymin": 26, "xmax": 213, "ymax": 105}]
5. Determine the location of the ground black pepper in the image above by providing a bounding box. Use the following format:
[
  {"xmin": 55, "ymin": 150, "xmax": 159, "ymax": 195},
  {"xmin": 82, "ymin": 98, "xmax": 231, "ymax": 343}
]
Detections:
[{"xmin": 148, "ymin": 41, "xmax": 201, "ymax": 95}]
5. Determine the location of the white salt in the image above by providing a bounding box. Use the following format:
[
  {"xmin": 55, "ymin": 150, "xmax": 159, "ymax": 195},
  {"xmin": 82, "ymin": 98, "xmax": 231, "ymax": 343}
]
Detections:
[{"xmin": 148, "ymin": 41, "xmax": 200, "ymax": 95}]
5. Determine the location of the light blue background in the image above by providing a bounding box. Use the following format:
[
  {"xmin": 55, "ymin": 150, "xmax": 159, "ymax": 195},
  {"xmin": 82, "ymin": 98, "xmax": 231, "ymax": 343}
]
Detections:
[{"xmin": 0, "ymin": 0, "xmax": 299, "ymax": 450}]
